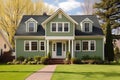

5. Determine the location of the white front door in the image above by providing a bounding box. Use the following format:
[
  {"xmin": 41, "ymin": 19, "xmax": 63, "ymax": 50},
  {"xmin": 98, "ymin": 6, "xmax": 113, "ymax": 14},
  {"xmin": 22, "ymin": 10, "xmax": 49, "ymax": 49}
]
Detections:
[{"xmin": 52, "ymin": 41, "xmax": 66, "ymax": 58}]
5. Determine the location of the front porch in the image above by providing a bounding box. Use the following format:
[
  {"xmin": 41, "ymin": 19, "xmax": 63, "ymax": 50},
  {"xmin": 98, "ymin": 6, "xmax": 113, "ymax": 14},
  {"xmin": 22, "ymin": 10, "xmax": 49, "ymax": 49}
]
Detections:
[{"xmin": 46, "ymin": 39, "xmax": 74, "ymax": 59}]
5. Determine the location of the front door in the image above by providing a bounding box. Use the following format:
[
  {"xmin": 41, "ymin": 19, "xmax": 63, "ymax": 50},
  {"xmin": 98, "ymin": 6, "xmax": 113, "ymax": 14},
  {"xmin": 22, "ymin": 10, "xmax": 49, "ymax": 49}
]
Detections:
[
  {"xmin": 52, "ymin": 41, "xmax": 66, "ymax": 58},
  {"xmin": 57, "ymin": 42, "xmax": 62, "ymax": 56}
]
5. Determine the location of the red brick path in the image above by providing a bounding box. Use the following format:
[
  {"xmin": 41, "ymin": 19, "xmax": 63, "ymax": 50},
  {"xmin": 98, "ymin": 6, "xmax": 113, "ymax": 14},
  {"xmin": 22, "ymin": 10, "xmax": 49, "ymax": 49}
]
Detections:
[{"xmin": 25, "ymin": 65, "xmax": 56, "ymax": 80}]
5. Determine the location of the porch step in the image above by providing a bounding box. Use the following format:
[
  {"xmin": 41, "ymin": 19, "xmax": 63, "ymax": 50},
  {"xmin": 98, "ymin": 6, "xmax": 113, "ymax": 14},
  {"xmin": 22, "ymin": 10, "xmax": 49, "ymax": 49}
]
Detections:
[{"xmin": 50, "ymin": 59, "xmax": 65, "ymax": 64}]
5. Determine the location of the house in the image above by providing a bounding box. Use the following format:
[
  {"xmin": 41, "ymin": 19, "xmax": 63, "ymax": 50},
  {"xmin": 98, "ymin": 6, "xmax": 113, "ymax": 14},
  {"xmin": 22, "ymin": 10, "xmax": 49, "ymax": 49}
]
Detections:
[
  {"xmin": 0, "ymin": 30, "xmax": 12, "ymax": 56},
  {"xmin": 15, "ymin": 9, "xmax": 104, "ymax": 60}
]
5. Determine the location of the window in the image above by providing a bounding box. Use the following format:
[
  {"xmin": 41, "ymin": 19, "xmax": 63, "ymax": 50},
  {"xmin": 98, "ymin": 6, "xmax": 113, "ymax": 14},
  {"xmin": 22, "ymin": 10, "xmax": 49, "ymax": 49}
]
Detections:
[
  {"xmin": 25, "ymin": 41, "xmax": 30, "ymax": 51},
  {"xmin": 75, "ymin": 41, "xmax": 81, "ymax": 51},
  {"xmin": 82, "ymin": 40, "xmax": 96, "ymax": 51},
  {"xmin": 53, "ymin": 43, "xmax": 56, "ymax": 51},
  {"xmin": 85, "ymin": 23, "xmax": 89, "ymax": 32},
  {"xmin": 31, "ymin": 42, "xmax": 37, "ymax": 50},
  {"xmin": 58, "ymin": 23, "xmax": 62, "ymax": 32},
  {"xmin": 83, "ymin": 41, "xmax": 88, "ymax": 50},
  {"xmin": 28, "ymin": 22, "xmax": 36, "ymax": 32},
  {"xmin": 51, "ymin": 22, "xmax": 69, "ymax": 32},
  {"xmin": 24, "ymin": 41, "xmax": 38, "ymax": 51},
  {"xmin": 64, "ymin": 23, "xmax": 69, "ymax": 32},
  {"xmin": 40, "ymin": 41, "xmax": 45, "ymax": 51},
  {"xmin": 52, "ymin": 23, "xmax": 56, "ymax": 31}
]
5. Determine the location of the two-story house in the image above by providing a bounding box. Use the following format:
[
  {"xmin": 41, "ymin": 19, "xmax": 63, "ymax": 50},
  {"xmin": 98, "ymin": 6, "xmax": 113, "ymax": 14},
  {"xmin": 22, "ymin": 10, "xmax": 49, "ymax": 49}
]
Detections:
[{"xmin": 15, "ymin": 9, "xmax": 104, "ymax": 60}]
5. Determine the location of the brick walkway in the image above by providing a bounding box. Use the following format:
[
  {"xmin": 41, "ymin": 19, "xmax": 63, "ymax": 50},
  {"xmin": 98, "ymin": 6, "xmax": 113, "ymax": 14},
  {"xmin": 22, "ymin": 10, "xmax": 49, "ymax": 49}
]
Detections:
[{"xmin": 25, "ymin": 65, "xmax": 57, "ymax": 80}]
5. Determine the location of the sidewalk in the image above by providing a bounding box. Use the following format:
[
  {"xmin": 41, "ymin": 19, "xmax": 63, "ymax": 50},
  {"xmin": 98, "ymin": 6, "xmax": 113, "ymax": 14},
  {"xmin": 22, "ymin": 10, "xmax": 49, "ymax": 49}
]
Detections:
[{"xmin": 26, "ymin": 65, "xmax": 57, "ymax": 80}]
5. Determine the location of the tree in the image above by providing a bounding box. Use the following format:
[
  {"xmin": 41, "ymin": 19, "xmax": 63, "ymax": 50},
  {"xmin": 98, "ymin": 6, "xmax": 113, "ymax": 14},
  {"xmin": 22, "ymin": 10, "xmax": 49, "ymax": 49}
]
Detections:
[
  {"xmin": 81, "ymin": 0, "xmax": 99, "ymax": 15},
  {"xmin": 94, "ymin": 0, "xmax": 120, "ymax": 62},
  {"xmin": 0, "ymin": 0, "xmax": 54, "ymax": 47}
]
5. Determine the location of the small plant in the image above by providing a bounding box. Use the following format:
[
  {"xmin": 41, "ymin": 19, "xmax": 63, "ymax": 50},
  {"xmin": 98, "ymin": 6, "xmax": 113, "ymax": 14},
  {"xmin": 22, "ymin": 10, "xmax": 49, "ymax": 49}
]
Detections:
[
  {"xmin": 66, "ymin": 52, "xmax": 71, "ymax": 60},
  {"xmin": 34, "ymin": 56, "xmax": 41, "ymax": 61},
  {"xmin": 71, "ymin": 58, "xmax": 82, "ymax": 64},
  {"xmin": 47, "ymin": 52, "xmax": 51, "ymax": 60},
  {"xmin": 17, "ymin": 56, "xmax": 25, "ymax": 62},
  {"xmin": 41, "ymin": 57, "xmax": 49, "ymax": 65},
  {"xmin": 81, "ymin": 55, "xmax": 91, "ymax": 60}
]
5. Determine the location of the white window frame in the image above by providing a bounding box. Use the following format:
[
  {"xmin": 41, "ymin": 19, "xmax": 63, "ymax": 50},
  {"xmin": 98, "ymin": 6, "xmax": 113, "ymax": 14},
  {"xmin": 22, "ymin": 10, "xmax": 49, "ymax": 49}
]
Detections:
[
  {"xmin": 75, "ymin": 40, "xmax": 81, "ymax": 51},
  {"xmin": 39, "ymin": 41, "xmax": 46, "ymax": 51},
  {"xmin": 24, "ymin": 40, "xmax": 38, "ymax": 52},
  {"xmin": 25, "ymin": 18, "xmax": 38, "ymax": 32},
  {"xmin": 82, "ymin": 40, "xmax": 96, "ymax": 52},
  {"xmin": 83, "ymin": 21, "xmax": 92, "ymax": 32},
  {"xmin": 51, "ymin": 22, "xmax": 70, "ymax": 32},
  {"xmin": 27, "ymin": 21, "xmax": 36, "ymax": 32}
]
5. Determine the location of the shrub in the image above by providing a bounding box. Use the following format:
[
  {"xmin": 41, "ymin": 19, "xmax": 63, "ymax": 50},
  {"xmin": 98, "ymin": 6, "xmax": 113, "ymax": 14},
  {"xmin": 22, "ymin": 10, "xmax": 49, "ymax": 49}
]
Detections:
[
  {"xmin": 66, "ymin": 52, "xmax": 71, "ymax": 60},
  {"xmin": 47, "ymin": 52, "xmax": 51, "ymax": 60},
  {"xmin": 17, "ymin": 56, "xmax": 25, "ymax": 62},
  {"xmin": 27, "ymin": 57, "xmax": 33, "ymax": 61},
  {"xmin": 71, "ymin": 58, "xmax": 82, "ymax": 64},
  {"xmin": 7, "ymin": 62, "xmax": 13, "ymax": 65},
  {"xmin": 81, "ymin": 55, "xmax": 91, "ymax": 60},
  {"xmin": 41, "ymin": 57, "xmax": 49, "ymax": 65},
  {"xmin": 34, "ymin": 56, "xmax": 41, "ymax": 61}
]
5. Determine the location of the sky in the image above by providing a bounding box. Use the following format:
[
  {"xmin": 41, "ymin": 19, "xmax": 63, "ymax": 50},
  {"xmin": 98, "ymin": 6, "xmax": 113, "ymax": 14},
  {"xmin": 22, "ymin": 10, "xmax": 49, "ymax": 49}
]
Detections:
[{"xmin": 44, "ymin": 0, "xmax": 83, "ymax": 15}]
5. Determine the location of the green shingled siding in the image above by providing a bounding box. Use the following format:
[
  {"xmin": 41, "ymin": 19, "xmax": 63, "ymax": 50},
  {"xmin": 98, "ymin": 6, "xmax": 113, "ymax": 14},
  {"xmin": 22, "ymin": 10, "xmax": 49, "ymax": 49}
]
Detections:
[
  {"xmin": 16, "ymin": 38, "xmax": 46, "ymax": 58},
  {"xmin": 46, "ymin": 14, "xmax": 74, "ymax": 36},
  {"xmin": 74, "ymin": 37, "xmax": 104, "ymax": 60}
]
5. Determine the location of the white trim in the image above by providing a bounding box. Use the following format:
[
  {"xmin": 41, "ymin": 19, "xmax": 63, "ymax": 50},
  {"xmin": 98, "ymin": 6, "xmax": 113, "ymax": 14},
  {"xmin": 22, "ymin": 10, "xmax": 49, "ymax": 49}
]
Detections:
[
  {"xmin": 52, "ymin": 41, "xmax": 66, "ymax": 58},
  {"xmin": 46, "ymin": 36, "xmax": 74, "ymax": 40},
  {"xmin": 50, "ymin": 22, "xmax": 70, "ymax": 32},
  {"xmin": 102, "ymin": 38, "xmax": 105, "ymax": 60},
  {"xmin": 25, "ymin": 18, "xmax": 38, "ymax": 32},
  {"xmin": 80, "ymin": 18, "xmax": 93, "ymax": 32},
  {"xmin": 71, "ymin": 40, "xmax": 74, "ymax": 58},
  {"xmin": 42, "ymin": 8, "xmax": 78, "ymax": 26},
  {"xmin": 75, "ymin": 36, "xmax": 104, "ymax": 38},
  {"xmin": 68, "ymin": 40, "xmax": 70, "ymax": 52},
  {"xmin": 75, "ymin": 40, "xmax": 81, "ymax": 51},
  {"xmin": 47, "ymin": 40, "xmax": 49, "ymax": 54},
  {"xmin": 82, "ymin": 40, "xmax": 96, "ymax": 52},
  {"xmin": 39, "ymin": 40, "xmax": 46, "ymax": 51},
  {"xmin": 24, "ymin": 40, "xmax": 38, "ymax": 52},
  {"xmin": 14, "ymin": 36, "xmax": 45, "ymax": 39}
]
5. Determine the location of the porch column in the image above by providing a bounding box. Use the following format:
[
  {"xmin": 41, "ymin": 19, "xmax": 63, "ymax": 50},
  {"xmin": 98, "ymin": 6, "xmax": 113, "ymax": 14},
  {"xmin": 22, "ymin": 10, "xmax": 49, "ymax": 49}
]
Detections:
[
  {"xmin": 71, "ymin": 40, "xmax": 74, "ymax": 58},
  {"xmin": 47, "ymin": 40, "xmax": 49, "ymax": 55},
  {"xmin": 68, "ymin": 40, "xmax": 70, "ymax": 52}
]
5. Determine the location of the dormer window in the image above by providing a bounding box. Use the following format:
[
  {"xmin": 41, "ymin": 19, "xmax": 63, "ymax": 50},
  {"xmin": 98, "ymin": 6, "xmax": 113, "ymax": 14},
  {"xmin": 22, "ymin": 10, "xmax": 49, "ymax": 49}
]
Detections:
[
  {"xmin": 84, "ymin": 22, "xmax": 90, "ymax": 32},
  {"xmin": 28, "ymin": 21, "xmax": 35, "ymax": 32},
  {"xmin": 81, "ymin": 18, "xmax": 93, "ymax": 32},
  {"xmin": 25, "ymin": 18, "xmax": 38, "ymax": 32}
]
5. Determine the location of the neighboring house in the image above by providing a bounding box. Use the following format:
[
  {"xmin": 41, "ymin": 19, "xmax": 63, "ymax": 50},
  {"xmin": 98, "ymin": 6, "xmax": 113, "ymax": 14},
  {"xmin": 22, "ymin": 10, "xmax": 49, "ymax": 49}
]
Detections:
[
  {"xmin": 15, "ymin": 9, "xmax": 104, "ymax": 60},
  {"xmin": 0, "ymin": 30, "xmax": 12, "ymax": 56}
]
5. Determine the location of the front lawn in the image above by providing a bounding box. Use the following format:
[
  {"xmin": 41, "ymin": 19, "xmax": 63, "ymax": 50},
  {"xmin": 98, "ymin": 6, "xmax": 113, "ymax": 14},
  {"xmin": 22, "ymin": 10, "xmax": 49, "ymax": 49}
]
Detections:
[
  {"xmin": 52, "ymin": 65, "xmax": 120, "ymax": 80},
  {"xmin": 0, "ymin": 65, "xmax": 45, "ymax": 80}
]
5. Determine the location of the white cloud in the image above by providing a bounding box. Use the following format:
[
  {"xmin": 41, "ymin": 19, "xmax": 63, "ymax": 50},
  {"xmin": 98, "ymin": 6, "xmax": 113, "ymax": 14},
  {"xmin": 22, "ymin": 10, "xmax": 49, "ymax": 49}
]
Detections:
[
  {"xmin": 45, "ymin": 3, "xmax": 58, "ymax": 10},
  {"xmin": 58, "ymin": 0, "xmax": 83, "ymax": 11}
]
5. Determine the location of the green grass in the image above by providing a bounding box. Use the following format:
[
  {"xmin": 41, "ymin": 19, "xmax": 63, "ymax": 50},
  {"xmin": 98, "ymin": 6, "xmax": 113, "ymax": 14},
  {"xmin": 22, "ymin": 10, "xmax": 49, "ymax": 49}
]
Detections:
[
  {"xmin": 52, "ymin": 65, "xmax": 120, "ymax": 80},
  {"xmin": 0, "ymin": 65, "xmax": 45, "ymax": 80}
]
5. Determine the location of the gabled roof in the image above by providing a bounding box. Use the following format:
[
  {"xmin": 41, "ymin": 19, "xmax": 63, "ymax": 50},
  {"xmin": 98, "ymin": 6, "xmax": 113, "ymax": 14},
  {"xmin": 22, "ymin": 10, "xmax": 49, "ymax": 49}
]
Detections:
[
  {"xmin": 15, "ymin": 10, "xmax": 104, "ymax": 36},
  {"xmin": 70, "ymin": 15, "xmax": 104, "ymax": 36},
  {"xmin": 41, "ymin": 8, "xmax": 78, "ymax": 26},
  {"xmin": 0, "ymin": 30, "xmax": 12, "ymax": 49},
  {"xmin": 15, "ymin": 15, "xmax": 50, "ymax": 36}
]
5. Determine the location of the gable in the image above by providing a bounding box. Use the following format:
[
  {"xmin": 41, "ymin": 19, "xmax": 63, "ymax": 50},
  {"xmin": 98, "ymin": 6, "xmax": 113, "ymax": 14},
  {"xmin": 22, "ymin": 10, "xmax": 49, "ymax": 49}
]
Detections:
[{"xmin": 42, "ymin": 8, "xmax": 78, "ymax": 26}]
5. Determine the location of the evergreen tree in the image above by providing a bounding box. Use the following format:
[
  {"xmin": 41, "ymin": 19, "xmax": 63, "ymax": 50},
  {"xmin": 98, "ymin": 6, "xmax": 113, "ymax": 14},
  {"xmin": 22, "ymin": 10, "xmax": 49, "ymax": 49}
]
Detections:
[{"xmin": 94, "ymin": 0, "xmax": 120, "ymax": 62}]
